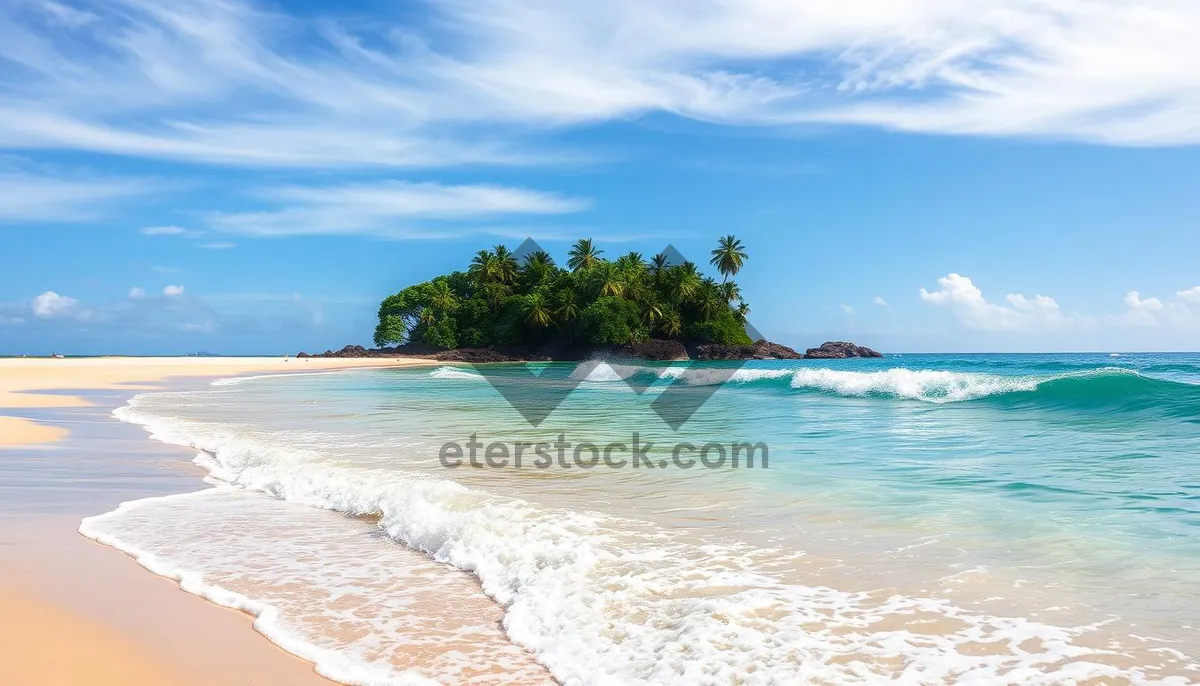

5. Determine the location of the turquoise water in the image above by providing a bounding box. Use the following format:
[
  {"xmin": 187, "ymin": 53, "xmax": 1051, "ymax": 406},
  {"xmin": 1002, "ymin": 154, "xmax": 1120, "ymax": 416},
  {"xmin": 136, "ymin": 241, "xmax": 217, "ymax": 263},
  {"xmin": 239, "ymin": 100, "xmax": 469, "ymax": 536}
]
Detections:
[{"xmin": 86, "ymin": 353, "xmax": 1200, "ymax": 684}]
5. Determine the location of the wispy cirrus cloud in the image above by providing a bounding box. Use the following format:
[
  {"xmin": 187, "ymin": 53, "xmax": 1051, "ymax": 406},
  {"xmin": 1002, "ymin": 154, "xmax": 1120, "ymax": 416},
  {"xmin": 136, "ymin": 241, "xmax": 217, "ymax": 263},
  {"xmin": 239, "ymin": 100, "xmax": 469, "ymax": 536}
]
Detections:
[
  {"xmin": 140, "ymin": 225, "xmax": 199, "ymax": 237},
  {"xmin": 0, "ymin": 168, "xmax": 154, "ymax": 221},
  {"xmin": 205, "ymin": 180, "xmax": 589, "ymax": 238},
  {"xmin": 1, "ymin": 0, "xmax": 1199, "ymax": 180}
]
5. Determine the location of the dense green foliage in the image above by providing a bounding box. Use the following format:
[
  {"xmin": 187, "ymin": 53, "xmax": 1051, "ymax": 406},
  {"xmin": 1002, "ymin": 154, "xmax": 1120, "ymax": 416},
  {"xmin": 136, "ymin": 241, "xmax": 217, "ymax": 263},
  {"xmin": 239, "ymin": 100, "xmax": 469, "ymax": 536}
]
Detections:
[{"xmin": 374, "ymin": 237, "xmax": 754, "ymax": 349}]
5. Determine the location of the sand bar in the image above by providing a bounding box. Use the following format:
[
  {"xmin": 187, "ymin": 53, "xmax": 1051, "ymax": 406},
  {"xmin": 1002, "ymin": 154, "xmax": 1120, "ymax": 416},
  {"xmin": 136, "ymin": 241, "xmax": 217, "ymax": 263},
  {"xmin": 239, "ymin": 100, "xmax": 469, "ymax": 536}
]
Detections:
[
  {"xmin": 0, "ymin": 356, "xmax": 437, "ymax": 447},
  {"xmin": 0, "ymin": 415, "xmax": 69, "ymax": 446}
]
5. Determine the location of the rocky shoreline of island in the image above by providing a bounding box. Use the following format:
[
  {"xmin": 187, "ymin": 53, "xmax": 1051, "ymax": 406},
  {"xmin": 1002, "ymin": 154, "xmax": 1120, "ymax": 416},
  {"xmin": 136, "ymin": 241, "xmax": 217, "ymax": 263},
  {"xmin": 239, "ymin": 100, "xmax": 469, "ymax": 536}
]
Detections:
[{"xmin": 297, "ymin": 339, "xmax": 882, "ymax": 362}]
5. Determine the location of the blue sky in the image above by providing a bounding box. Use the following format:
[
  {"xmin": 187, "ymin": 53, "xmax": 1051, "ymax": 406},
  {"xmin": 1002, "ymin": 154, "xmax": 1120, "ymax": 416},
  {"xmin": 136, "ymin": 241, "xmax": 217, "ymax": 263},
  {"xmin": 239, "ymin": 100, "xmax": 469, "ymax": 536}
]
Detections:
[{"xmin": 2, "ymin": 0, "xmax": 1199, "ymax": 354}]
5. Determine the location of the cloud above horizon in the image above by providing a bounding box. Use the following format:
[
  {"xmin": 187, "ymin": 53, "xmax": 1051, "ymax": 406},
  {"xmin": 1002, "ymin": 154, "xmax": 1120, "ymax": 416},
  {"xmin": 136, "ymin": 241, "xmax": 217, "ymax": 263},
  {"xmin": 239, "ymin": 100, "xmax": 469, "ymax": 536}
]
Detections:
[
  {"xmin": 3, "ymin": 0, "xmax": 1200, "ymax": 240},
  {"xmin": 0, "ymin": 286, "xmax": 331, "ymax": 339},
  {"xmin": 205, "ymin": 180, "xmax": 589, "ymax": 238},
  {"xmin": 921, "ymin": 273, "xmax": 1198, "ymax": 335},
  {"xmin": 2, "ymin": 0, "xmax": 1200, "ymax": 180},
  {"xmin": 920, "ymin": 273, "xmax": 1076, "ymax": 332},
  {"xmin": 31, "ymin": 290, "xmax": 79, "ymax": 319},
  {"xmin": 0, "ymin": 168, "xmax": 153, "ymax": 222}
]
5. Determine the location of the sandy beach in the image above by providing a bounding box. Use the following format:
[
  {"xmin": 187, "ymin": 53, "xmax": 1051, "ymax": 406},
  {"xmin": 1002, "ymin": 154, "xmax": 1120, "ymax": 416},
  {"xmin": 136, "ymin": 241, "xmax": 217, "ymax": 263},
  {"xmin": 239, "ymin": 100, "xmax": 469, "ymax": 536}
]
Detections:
[{"xmin": 0, "ymin": 356, "xmax": 435, "ymax": 685}]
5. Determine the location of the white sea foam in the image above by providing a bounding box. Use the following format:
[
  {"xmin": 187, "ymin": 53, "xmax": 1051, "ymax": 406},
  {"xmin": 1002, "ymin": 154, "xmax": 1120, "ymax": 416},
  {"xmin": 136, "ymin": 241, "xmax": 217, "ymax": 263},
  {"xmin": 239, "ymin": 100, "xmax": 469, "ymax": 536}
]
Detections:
[
  {"xmin": 674, "ymin": 367, "xmax": 1046, "ymax": 403},
  {"xmin": 91, "ymin": 395, "xmax": 1188, "ymax": 685},
  {"xmin": 567, "ymin": 361, "xmax": 627, "ymax": 382},
  {"xmin": 212, "ymin": 374, "xmax": 276, "ymax": 387},
  {"xmin": 428, "ymin": 366, "xmax": 484, "ymax": 381},
  {"xmin": 79, "ymin": 490, "xmax": 439, "ymax": 686},
  {"xmin": 80, "ymin": 487, "xmax": 543, "ymax": 685},
  {"xmin": 211, "ymin": 371, "xmax": 335, "ymax": 387},
  {"xmin": 787, "ymin": 368, "xmax": 1041, "ymax": 403},
  {"xmin": 657, "ymin": 366, "xmax": 687, "ymax": 380}
]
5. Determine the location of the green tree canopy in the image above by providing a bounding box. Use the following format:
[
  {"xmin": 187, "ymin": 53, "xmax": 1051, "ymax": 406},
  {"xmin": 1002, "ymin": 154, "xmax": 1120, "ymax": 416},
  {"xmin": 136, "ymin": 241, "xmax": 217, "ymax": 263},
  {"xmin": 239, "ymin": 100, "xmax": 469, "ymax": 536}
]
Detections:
[{"xmin": 375, "ymin": 237, "xmax": 754, "ymax": 349}]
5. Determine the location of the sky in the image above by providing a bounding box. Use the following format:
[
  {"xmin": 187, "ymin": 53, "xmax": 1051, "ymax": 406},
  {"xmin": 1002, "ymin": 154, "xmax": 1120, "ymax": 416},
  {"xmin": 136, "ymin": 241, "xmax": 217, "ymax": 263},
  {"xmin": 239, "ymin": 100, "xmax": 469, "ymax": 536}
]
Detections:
[{"xmin": 1, "ymin": 0, "xmax": 1199, "ymax": 355}]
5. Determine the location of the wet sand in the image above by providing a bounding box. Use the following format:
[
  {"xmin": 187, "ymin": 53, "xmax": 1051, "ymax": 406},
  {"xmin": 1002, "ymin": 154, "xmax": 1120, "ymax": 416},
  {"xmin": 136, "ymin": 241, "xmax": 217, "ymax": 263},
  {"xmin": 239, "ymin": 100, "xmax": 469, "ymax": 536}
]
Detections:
[
  {"xmin": 0, "ymin": 356, "xmax": 436, "ymax": 685},
  {"xmin": 0, "ymin": 416, "xmax": 68, "ymax": 446}
]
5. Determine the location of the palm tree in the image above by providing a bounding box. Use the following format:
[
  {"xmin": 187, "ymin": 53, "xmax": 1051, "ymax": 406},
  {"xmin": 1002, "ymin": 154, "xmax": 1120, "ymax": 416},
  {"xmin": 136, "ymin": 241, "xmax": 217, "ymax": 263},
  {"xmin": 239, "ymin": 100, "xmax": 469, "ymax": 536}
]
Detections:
[
  {"xmin": 719, "ymin": 281, "xmax": 742, "ymax": 304},
  {"xmin": 640, "ymin": 299, "xmax": 664, "ymax": 327},
  {"xmin": 669, "ymin": 262, "xmax": 702, "ymax": 303},
  {"xmin": 659, "ymin": 311, "xmax": 683, "ymax": 337},
  {"xmin": 521, "ymin": 250, "xmax": 556, "ymax": 287},
  {"xmin": 616, "ymin": 251, "xmax": 644, "ymax": 272},
  {"xmin": 553, "ymin": 288, "xmax": 580, "ymax": 327},
  {"xmin": 709, "ymin": 235, "xmax": 748, "ymax": 283},
  {"xmin": 493, "ymin": 245, "xmax": 519, "ymax": 284},
  {"xmin": 427, "ymin": 280, "xmax": 457, "ymax": 313},
  {"xmin": 523, "ymin": 250, "xmax": 555, "ymax": 271},
  {"xmin": 522, "ymin": 292, "xmax": 553, "ymax": 330},
  {"xmin": 567, "ymin": 238, "xmax": 603, "ymax": 272},
  {"xmin": 469, "ymin": 249, "xmax": 495, "ymax": 283},
  {"xmin": 590, "ymin": 261, "xmax": 625, "ymax": 297},
  {"xmin": 649, "ymin": 252, "xmax": 670, "ymax": 290},
  {"xmin": 735, "ymin": 302, "xmax": 750, "ymax": 324},
  {"xmin": 650, "ymin": 252, "xmax": 670, "ymax": 275},
  {"xmin": 696, "ymin": 282, "xmax": 724, "ymax": 319}
]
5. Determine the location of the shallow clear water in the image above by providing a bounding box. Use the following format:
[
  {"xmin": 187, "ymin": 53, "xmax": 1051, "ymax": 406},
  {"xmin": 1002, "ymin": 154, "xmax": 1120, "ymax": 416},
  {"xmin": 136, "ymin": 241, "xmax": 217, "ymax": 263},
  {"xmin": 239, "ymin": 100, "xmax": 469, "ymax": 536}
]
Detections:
[{"xmin": 84, "ymin": 354, "xmax": 1200, "ymax": 684}]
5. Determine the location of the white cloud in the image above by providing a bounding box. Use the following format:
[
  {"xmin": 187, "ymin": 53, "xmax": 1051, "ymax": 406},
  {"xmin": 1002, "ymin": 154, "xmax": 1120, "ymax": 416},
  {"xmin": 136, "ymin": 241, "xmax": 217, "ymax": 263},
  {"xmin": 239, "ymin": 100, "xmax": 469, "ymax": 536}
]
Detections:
[
  {"xmin": 1, "ymin": 288, "xmax": 332, "ymax": 339},
  {"xmin": 207, "ymin": 181, "xmax": 589, "ymax": 237},
  {"xmin": 920, "ymin": 275, "xmax": 1198, "ymax": 336},
  {"xmin": 1176, "ymin": 286, "xmax": 1200, "ymax": 303},
  {"xmin": 1, "ymin": 0, "xmax": 1199, "ymax": 177},
  {"xmin": 1118, "ymin": 290, "xmax": 1163, "ymax": 327},
  {"xmin": 0, "ymin": 169, "xmax": 153, "ymax": 222},
  {"xmin": 872, "ymin": 296, "xmax": 889, "ymax": 308},
  {"xmin": 840, "ymin": 304, "xmax": 854, "ymax": 315},
  {"xmin": 920, "ymin": 273, "xmax": 1073, "ymax": 331},
  {"xmin": 1109, "ymin": 289, "xmax": 1195, "ymax": 329},
  {"xmin": 200, "ymin": 242, "xmax": 237, "ymax": 250},
  {"xmin": 129, "ymin": 287, "xmax": 145, "ymax": 299},
  {"xmin": 31, "ymin": 291, "xmax": 78, "ymax": 318},
  {"xmin": 38, "ymin": 1, "xmax": 98, "ymax": 29},
  {"xmin": 163, "ymin": 285, "xmax": 185, "ymax": 296},
  {"xmin": 141, "ymin": 225, "xmax": 200, "ymax": 237},
  {"xmin": 1124, "ymin": 290, "xmax": 1163, "ymax": 312}
]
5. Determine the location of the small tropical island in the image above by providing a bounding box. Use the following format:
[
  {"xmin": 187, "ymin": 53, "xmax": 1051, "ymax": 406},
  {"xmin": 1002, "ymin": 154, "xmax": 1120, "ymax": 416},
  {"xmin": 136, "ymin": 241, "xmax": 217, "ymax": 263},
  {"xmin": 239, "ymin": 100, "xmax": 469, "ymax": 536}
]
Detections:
[{"xmin": 301, "ymin": 236, "xmax": 881, "ymax": 361}]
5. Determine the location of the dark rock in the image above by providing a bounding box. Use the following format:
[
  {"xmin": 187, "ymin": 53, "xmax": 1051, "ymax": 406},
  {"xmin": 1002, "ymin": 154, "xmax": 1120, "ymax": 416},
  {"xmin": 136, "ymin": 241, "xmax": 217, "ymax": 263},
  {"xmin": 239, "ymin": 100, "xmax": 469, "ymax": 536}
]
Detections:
[
  {"xmin": 571, "ymin": 339, "xmax": 690, "ymax": 362},
  {"xmin": 297, "ymin": 343, "xmax": 445, "ymax": 359},
  {"xmin": 617, "ymin": 339, "xmax": 689, "ymax": 361},
  {"xmin": 802, "ymin": 341, "xmax": 883, "ymax": 359},
  {"xmin": 691, "ymin": 339, "xmax": 803, "ymax": 361},
  {"xmin": 434, "ymin": 347, "xmax": 532, "ymax": 363}
]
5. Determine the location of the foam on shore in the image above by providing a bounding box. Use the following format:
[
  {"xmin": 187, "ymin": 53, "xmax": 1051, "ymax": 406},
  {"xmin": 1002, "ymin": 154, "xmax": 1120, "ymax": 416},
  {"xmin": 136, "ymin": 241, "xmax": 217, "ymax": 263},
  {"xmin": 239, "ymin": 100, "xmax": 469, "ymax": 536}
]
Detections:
[{"xmin": 79, "ymin": 391, "xmax": 1192, "ymax": 685}]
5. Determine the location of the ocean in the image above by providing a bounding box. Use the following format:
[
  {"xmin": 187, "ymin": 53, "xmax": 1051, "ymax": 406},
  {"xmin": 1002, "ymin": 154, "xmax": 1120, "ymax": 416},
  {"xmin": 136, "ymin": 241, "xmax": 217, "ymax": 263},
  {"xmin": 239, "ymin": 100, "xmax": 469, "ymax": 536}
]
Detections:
[{"xmin": 81, "ymin": 353, "xmax": 1200, "ymax": 684}]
